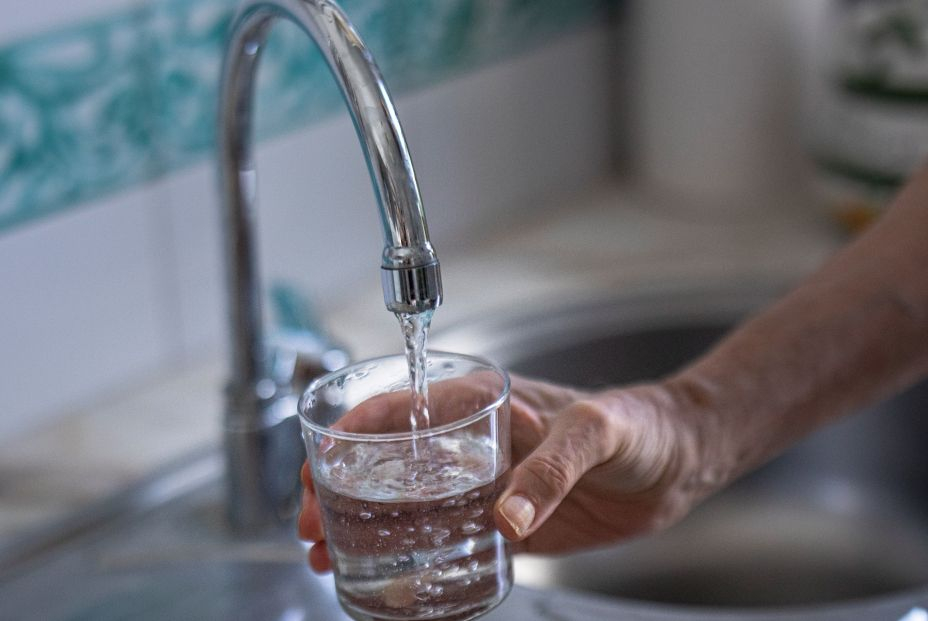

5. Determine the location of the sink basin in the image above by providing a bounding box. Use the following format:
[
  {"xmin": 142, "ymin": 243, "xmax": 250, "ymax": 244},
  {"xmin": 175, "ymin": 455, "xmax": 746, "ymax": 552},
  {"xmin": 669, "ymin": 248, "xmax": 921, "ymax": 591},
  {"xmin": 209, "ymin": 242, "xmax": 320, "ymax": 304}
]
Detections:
[{"xmin": 432, "ymin": 283, "xmax": 928, "ymax": 608}]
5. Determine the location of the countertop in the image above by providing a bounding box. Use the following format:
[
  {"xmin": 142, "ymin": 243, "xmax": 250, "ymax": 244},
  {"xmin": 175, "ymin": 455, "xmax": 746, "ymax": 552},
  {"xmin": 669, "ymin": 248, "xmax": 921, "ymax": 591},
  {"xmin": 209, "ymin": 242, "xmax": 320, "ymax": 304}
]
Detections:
[{"xmin": 8, "ymin": 183, "xmax": 925, "ymax": 619}]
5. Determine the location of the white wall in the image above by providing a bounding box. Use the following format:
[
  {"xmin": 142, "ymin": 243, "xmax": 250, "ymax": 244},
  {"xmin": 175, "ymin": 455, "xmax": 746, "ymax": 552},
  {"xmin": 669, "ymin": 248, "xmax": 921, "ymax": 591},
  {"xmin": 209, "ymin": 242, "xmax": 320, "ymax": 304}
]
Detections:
[{"xmin": 0, "ymin": 26, "xmax": 612, "ymax": 442}]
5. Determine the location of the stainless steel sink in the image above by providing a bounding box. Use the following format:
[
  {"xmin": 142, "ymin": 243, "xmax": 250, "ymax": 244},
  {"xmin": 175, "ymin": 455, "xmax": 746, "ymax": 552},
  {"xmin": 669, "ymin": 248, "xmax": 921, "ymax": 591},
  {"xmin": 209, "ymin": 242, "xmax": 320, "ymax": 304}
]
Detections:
[
  {"xmin": 3, "ymin": 282, "xmax": 927, "ymax": 619},
  {"xmin": 432, "ymin": 283, "xmax": 928, "ymax": 609},
  {"xmin": 0, "ymin": 450, "xmax": 349, "ymax": 621}
]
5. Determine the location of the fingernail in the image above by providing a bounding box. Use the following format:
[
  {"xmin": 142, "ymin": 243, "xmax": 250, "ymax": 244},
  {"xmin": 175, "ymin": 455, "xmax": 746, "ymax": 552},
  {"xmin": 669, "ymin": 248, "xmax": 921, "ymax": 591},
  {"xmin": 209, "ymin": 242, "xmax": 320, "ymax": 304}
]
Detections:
[{"xmin": 499, "ymin": 494, "xmax": 535, "ymax": 537}]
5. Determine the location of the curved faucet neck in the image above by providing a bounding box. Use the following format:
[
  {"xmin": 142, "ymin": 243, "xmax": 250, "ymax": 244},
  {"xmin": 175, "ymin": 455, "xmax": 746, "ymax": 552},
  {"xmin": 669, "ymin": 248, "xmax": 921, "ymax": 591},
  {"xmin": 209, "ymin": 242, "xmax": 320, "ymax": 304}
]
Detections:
[{"xmin": 217, "ymin": 0, "xmax": 442, "ymax": 532}]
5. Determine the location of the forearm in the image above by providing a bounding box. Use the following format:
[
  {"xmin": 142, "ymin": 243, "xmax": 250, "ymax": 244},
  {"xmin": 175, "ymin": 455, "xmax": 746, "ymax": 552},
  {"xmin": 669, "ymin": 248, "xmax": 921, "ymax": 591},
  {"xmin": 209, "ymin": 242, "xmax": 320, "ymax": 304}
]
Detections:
[{"xmin": 669, "ymin": 164, "xmax": 928, "ymax": 493}]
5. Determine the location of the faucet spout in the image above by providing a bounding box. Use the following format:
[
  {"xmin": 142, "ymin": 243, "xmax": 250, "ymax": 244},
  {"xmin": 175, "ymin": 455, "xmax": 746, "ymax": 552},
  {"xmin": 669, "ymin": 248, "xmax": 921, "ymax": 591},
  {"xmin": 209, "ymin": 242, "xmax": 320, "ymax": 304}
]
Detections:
[{"xmin": 217, "ymin": 0, "xmax": 442, "ymax": 532}]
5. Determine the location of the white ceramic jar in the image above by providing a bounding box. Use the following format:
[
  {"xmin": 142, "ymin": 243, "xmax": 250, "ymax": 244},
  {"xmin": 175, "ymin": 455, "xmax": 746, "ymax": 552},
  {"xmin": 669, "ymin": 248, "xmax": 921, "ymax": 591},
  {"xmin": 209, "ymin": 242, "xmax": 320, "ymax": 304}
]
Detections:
[{"xmin": 807, "ymin": 0, "xmax": 928, "ymax": 231}]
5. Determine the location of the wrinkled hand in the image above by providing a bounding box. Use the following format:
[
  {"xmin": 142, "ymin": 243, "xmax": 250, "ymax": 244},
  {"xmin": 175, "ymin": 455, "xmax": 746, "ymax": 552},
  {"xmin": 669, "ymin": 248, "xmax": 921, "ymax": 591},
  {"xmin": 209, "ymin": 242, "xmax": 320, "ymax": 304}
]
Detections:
[{"xmin": 298, "ymin": 374, "xmax": 706, "ymax": 571}]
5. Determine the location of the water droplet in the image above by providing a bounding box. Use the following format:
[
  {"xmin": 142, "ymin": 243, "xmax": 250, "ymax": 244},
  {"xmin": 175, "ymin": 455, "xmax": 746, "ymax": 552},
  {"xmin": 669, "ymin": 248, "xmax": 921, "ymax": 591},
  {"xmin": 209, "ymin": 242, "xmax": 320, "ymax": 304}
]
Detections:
[
  {"xmin": 461, "ymin": 521, "xmax": 482, "ymax": 535},
  {"xmin": 413, "ymin": 577, "xmax": 432, "ymax": 601},
  {"xmin": 422, "ymin": 524, "xmax": 433, "ymax": 533},
  {"xmin": 401, "ymin": 537, "xmax": 416, "ymax": 546},
  {"xmin": 467, "ymin": 490, "xmax": 480, "ymax": 499},
  {"xmin": 466, "ymin": 507, "xmax": 484, "ymax": 518},
  {"xmin": 359, "ymin": 511, "xmax": 373, "ymax": 520},
  {"xmin": 378, "ymin": 528, "xmax": 391, "ymax": 537},
  {"xmin": 390, "ymin": 511, "xmax": 400, "ymax": 518},
  {"xmin": 406, "ymin": 526, "xmax": 416, "ymax": 533},
  {"xmin": 441, "ymin": 498, "xmax": 457, "ymax": 507},
  {"xmin": 468, "ymin": 559, "xmax": 480, "ymax": 572}
]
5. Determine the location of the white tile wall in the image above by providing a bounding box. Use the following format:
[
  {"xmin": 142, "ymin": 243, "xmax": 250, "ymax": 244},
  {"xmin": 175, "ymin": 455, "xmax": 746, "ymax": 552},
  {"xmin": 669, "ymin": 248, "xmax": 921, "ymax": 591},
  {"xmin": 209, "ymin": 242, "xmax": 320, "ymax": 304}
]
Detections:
[
  {"xmin": 0, "ymin": 186, "xmax": 173, "ymax": 440},
  {"xmin": 0, "ymin": 25, "xmax": 612, "ymax": 443}
]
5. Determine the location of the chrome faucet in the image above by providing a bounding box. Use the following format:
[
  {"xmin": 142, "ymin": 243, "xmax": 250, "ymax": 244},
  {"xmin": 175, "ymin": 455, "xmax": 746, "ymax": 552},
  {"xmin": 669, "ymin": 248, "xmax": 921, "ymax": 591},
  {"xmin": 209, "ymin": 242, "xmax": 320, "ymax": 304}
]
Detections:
[{"xmin": 217, "ymin": 0, "xmax": 443, "ymax": 533}]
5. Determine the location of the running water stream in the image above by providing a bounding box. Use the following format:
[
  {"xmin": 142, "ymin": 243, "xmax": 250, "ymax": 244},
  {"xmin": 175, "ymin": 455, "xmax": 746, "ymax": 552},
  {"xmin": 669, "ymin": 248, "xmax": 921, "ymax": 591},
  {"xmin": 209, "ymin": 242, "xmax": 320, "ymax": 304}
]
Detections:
[{"xmin": 397, "ymin": 310, "xmax": 434, "ymax": 434}]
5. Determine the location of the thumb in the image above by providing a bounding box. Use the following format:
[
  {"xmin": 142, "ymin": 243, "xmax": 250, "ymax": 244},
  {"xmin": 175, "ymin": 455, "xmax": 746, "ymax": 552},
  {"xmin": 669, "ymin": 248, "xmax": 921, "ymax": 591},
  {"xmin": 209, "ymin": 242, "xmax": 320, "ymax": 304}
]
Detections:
[{"xmin": 495, "ymin": 401, "xmax": 615, "ymax": 541}]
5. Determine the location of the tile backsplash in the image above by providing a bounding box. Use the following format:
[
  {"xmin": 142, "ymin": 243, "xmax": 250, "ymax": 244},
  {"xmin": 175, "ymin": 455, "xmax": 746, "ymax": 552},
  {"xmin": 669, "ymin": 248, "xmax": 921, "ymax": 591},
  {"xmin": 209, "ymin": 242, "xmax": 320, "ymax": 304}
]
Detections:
[{"xmin": 0, "ymin": 0, "xmax": 607, "ymax": 232}]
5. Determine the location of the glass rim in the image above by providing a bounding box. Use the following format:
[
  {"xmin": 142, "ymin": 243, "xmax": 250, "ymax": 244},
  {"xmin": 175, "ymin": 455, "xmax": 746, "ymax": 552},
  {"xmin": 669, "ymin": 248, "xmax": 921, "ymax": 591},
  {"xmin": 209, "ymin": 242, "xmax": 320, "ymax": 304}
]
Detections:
[{"xmin": 298, "ymin": 350, "xmax": 511, "ymax": 442}]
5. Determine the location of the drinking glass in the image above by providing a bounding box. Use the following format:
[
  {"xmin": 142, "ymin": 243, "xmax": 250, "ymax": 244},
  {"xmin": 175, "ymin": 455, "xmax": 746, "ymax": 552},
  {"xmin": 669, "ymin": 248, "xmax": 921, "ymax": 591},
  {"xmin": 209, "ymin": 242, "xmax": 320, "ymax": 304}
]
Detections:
[{"xmin": 299, "ymin": 351, "xmax": 512, "ymax": 621}]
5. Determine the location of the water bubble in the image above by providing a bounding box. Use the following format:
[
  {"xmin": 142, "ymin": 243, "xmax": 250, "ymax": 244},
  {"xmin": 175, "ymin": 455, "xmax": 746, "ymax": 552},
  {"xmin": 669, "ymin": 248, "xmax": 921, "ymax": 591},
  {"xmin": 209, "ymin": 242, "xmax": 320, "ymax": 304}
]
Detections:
[
  {"xmin": 378, "ymin": 528, "xmax": 391, "ymax": 537},
  {"xmin": 413, "ymin": 577, "xmax": 432, "ymax": 602},
  {"xmin": 461, "ymin": 521, "xmax": 482, "ymax": 535},
  {"xmin": 431, "ymin": 527, "xmax": 451, "ymax": 545},
  {"xmin": 359, "ymin": 511, "xmax": 373, "ymax": 520}
]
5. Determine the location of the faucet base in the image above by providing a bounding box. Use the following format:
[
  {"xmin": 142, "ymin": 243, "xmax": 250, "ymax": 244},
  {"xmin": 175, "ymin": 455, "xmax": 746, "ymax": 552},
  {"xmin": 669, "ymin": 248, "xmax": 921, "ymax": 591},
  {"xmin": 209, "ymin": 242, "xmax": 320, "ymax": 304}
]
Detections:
[{"xmin": 224, "ymin": 413, "xmax": 303, "ymax": 535}]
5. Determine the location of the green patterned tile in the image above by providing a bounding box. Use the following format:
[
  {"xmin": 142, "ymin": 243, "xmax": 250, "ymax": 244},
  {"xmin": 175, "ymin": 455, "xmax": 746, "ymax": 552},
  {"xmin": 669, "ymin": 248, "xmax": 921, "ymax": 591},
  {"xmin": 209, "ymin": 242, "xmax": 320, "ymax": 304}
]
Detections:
[
  {"xmin": 0, "ymin": 0, "xmax": 610, "ymax": 233},
  {"xmin": 0, "ymin": 9, "xmax": 155, "ymax": 228}
]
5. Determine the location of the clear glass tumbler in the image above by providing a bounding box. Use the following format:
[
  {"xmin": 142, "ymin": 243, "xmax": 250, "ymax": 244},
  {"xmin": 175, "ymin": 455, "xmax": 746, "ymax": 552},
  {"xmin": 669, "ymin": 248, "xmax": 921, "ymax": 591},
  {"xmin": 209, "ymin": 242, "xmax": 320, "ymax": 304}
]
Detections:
[{"xmin": 299, "ymin": 351, "xmax": 512, "ymax": 621}]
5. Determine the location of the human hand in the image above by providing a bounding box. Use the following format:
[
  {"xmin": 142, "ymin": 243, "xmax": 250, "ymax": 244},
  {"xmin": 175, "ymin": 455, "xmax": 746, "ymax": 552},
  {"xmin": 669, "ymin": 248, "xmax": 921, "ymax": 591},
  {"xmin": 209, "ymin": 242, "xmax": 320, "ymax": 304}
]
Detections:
[
  {"xmin": 298, "ymin": 374, "xmax": 707, "ymax": 570},
  {"xmin": 489, "ymin": 376, "xmax": 705, "ymax": 554}
]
